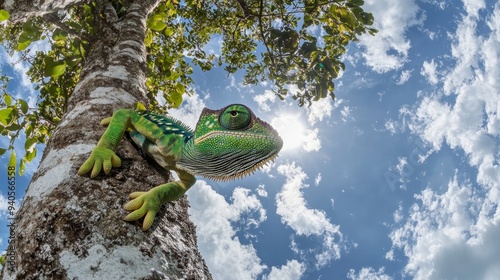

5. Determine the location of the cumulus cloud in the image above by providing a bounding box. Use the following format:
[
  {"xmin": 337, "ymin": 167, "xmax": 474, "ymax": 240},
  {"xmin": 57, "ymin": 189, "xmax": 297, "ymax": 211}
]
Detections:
[
  {"xmin": 396, "ymin": 70, "xmax": 412, "ymax": 85},
  {"xmin": 388, "ymin": 177, "xmax": 500, "ymax": 280},
  {"xmin": 340, "ymin": 106, "xmax": 353, "ymax": 122},
  {"xmin": 307, "ymin": 97, "xmax": 335, "ymax": 125},
  {"xmin": 347, "ymin": 267, "xmax": 392, "ymax": 280},
  {"xmin": 407, "ymin": 2, "xmax": 500, "ymax": 187},
  {"xmin": 168, "ymin": 92, "xmax": 206, "ymax": 128},
  {"xmin": 359, "ymin": 0, "xmax": 423, "ymax": 72},
  {"xmin": 389, "ymin": 3, "xmax": 500, "ymax": 279},
  {"xmin": 302, "ymin": 129, "xmax": 321, "ymax": 152},
  {"xmin": 276, "ymin": 162, "xmax": 343, "ymax": 268},
  {"xmin": 188, "ymin": 181, "xmax": 267, "ymax": 280},
  {"xmin": 263, "ymin": 260, "xmax": 306, "ymax": 280},
  {"xmin": 253, "ymin": 90, "xmax": 277, "ymax": 112},
  {"xmin": 420, "ymin": 59, "xmax": 439, "ymax": 85}
]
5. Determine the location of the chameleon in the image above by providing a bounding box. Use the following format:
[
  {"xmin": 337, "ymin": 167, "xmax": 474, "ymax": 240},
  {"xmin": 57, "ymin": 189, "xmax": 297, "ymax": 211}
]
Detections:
[{"xmin": 78, "ymin": 104, "xmax": 283, "ymax": 230}]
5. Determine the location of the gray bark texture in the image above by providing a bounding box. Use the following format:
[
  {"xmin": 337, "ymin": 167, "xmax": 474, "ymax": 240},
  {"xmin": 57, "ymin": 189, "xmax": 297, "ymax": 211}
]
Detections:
[
  {"xmin": 1, "ymin": 1, "xmax": 212, "ymax": 279},
  {"xmin": 0, "ymin": 0, "xmax": 84, "ymax": 23}
]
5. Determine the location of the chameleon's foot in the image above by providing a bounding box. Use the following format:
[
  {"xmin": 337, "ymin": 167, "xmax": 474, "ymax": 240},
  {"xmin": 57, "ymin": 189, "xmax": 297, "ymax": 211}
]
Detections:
[
  {"xmin": 123, "ymin": 190, "xmax": 161, "ymax": 231},
  {"xmin": 78, "ymin": 146, "xmax": 122, "ymax": 178},
  {"xmin": 123, "ymin": 183, "xmax": 187, "ymax": 231}
]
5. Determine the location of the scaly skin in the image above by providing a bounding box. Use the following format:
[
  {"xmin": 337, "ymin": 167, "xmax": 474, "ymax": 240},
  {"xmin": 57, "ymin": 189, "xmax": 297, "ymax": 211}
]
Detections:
[{"xmin": 78, "ymin": 104, "xmax": 283, "ymax": 230}]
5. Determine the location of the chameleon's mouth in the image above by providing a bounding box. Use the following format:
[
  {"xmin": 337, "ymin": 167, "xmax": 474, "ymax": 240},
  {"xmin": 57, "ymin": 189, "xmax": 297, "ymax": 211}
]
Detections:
[{"xmin": 180, "ymin": 129, "xmax": 283, "ymax": 181}]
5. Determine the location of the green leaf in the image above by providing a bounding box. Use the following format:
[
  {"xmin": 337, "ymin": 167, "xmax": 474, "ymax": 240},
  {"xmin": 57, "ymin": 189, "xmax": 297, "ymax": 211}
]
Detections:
[
  {"xmin": 6, "ymin": 123, "xmax": 21, "ymax": 131},
  {"xmin": 17, "ymin": 32, "xmax": 33, "ymax": 51},
  {"xmin": 145, "ymin": 29, "xmax": 153, "ymax": 46},
  {"xmin": 44, "ymin": 57, "xmax": 67, "ymax": 78},
  {"xmin": 0, "ymin": 148, "xmax": 6, "ymax": 156},
  {"xmin": 8, "ymin": 150, "xmax": 16, "ymax": 170},
  {"xmin": 164, "ymin": 27, "xmax": 174, "ymax": 37},
  {"xmin": 0, "ymin": 108, "xmax": 14, "ymax": 126},
  {"xmin": 166, "ymin": 91, "xmax": 182, "ymax": 108},
  {"xmin": 135, "ymin": 102, "xmax": 147, "ymax": 112},
  {"xmin": 25, "ymin": 137, "xmax": 37, "ymax": 152},
  {"xmin": 4, "ymin": 94, "xmax": 12, "ymax": 105},
  {"xmin": 25, "ymin": 149, "xmax": 36, "ymax": 162},
  {"xmin": 19, "ymin": 159, "xmax": 25, "ymax": 176},
  {"xmin": 0, "ymin": 10, "xmax": 9, "ymax": 21},
  {"xmin": 348, "ymin": 0, "xmax": 364, "ymax": 7},
  {"xmin": 148, "ymin": 21, "xmax": 167, "ymax": 31},
  {"xmin": 19, "ymin": 99, "xmax": 29, "ymax": 114},
  {"xmin": 175, "ymin": 83, "xmax": 185, "ymax": 94}
]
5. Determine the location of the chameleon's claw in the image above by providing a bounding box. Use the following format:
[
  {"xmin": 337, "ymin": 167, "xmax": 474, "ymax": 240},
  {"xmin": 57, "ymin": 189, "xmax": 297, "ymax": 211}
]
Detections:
[{"xmin": 123, "ymin": 191, "xmax": 161, "ymax": 231}]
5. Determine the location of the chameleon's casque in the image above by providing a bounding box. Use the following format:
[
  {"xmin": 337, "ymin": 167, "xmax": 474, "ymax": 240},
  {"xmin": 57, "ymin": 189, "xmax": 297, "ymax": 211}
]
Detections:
[{"xmin": 78, "ymin": 104, "xmax": 282, "ymax": 230}]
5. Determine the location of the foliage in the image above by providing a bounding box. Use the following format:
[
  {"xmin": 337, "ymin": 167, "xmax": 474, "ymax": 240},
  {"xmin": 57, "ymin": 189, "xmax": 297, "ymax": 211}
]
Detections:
[
  {"xmin": 175, "ymin": 0, "xmax": 377, "ymax": 106},
  {"xmin": 0, "ymin": 5, "xmax": 91, "ymax": 174},
  {"xmin": 143, "ymin": 0, "xmax": 377, "ymax": 109},
  {"xmin": 0, "ymin": 0, "xmax": 376, "ymax": 173}
]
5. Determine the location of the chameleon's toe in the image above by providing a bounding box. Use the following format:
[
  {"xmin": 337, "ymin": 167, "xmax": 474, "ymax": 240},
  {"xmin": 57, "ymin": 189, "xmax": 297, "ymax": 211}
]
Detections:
[
  {"xmin": 90, "ymin": 160, "xmax": 103, "ymax": 178},
  {"xmin": 123, "ymin": 191, "xmax": 161, "ymax": 231},
  {"xmin": 128, "ymin": 191, "xmax": 146, "ymax": 200},
  {"xmin": 77, "ymin": 158, "xmax": 94, "ymax": 176},
  {"xmin": 100, "ymin": 117, "xmax": 112, "ymax": 126}
]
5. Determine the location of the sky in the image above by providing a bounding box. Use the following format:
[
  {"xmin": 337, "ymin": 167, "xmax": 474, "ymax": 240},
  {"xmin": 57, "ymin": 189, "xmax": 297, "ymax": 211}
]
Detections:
[{"xmin": 1, "ymin": 0, "xmax": 500, "ymax": 279}]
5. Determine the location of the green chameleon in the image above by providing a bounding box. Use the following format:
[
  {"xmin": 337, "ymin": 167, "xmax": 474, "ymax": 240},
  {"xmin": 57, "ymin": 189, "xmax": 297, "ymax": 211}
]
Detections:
[{"xmin": 78, "ymin": 104, "xmax": 283, "ymax": 230}]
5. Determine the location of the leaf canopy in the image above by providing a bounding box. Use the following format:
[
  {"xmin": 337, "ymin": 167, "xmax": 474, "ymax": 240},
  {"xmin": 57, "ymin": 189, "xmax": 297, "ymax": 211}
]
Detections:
[{"xmin": 0, "ymin": 0, "xmax": 377, "ymax": 173}]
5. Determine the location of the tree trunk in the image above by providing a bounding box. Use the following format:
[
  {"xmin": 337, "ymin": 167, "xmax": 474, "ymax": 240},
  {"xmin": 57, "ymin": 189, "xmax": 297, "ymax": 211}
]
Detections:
[
  {"xmin": 0, "ymin": 0, "xmax": 86, "ymax": 23},
  {"xmin": 1, "ymin": 1, "xmax": 212, "ymax": 279}
]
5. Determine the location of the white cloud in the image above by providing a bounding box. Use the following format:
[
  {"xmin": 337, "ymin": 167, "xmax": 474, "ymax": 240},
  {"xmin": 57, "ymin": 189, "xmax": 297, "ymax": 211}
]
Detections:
[
  {"xmin": 168, "ymin": 92, "xmax": 206, "ymax": 129},
  {"xmin": 272, "ymin": 113, "xmax": 322, "ymax": 153},
  {"xmin": 256, "ymin": 184, "xmax": 268, "ymax": 197},
  {"xmin": 276, "ymin": 162, "xmax": 343, "ymax": 268},
  {"xmin": 462, "ymin": 0, "xmax": 485, "ymax": 18},
  {"xmin": 388, "ymin": 177, "xmax": 500, "ymax": 280},
  {"xmin": 263, "ymin": 260, "xmax": 306, "ymax": 280},
  {"xmin": 407, "ymin": 2, "xmax": 500, "ymax": 187},
  {"xmin": 230, "ymin": 187, "xmax": 267, "ymax": 229},
  {"xmin": 347, "ymin": 267, "xmax": 392, "ymax": 280},
  {"xmin": 341, "ymin": 106, "xmax": 353, "ymax": 122},
  {"xmin": 314, "ymin": 173, "xmax": 322, "ymax": 186},
  {"xmin": 302, "ymin": 129, "xmax": 321, "ymax": 152},
  {"xmin": 396, "ymin": 69, "xmax": 412, "ymax": 85},
  {"xmin": 188, "ymin": 181, "xmax": 266, "ymax": 280},
  {"xmin": 253, "ymin": 90, "xmax": 277, "ymax": 112},
  {"xmin": 0, "ymin": 39, "xmax": 50, "ymax": 98},
  {"xmin": 391, "ymin": 3, "xmax": 500, "ymax": 279},
  {"xmin": 307, "ymin": 96, "xmax": 334, "ymax": 125},
  {"xmin": 421, "ymin": 59, "xmax": 439, "ymax": 85},
  {"xmin": 359, "ymin": 0, "xmax": 423, "ymax": 73}
]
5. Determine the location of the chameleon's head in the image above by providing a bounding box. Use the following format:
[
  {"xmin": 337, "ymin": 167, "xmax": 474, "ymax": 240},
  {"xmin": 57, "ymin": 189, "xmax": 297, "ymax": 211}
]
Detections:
[{"xmin": 179, "ymin": 104, "xmax": 283, "ymax": 181}]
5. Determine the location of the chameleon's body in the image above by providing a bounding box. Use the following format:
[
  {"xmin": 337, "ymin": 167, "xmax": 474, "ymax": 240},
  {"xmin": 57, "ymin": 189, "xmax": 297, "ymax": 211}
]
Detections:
[{"xmin": 78, "ymin": 104, "xmax": 283, "ymax": 230}]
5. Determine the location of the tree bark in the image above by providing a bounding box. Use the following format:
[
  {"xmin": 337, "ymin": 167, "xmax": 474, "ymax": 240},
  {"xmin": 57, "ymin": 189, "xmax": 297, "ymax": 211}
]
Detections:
[
  {"xmin": 0, "ymin": 0, "xmax": 86, "ymax": 24},
  {"xmin": 1, "ymin": 1, "xmax": 212, "ymax": 279}
]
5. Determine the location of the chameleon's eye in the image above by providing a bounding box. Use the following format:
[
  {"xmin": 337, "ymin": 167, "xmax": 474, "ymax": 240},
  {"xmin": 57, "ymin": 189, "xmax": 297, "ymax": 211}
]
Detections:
[{"xmin": 219, "ymin": 104, "xmax": 252, "ymax": 130}]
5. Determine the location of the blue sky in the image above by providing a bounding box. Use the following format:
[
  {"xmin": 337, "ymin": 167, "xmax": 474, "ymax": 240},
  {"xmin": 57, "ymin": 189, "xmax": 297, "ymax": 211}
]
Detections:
[{"xmin": 1, "ymin": 0, "xmax": 500, "ymax": 279}]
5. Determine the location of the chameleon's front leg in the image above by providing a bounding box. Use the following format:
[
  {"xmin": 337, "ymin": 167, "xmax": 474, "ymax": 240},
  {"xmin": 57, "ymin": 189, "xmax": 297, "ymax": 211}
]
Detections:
[
  {"xmin": 123, "ymin": 169, "xmax": 196, "ymax": 231},
  {"xmin": 78, "ymin": 109, "xmax": 135, "ymax": 178}
]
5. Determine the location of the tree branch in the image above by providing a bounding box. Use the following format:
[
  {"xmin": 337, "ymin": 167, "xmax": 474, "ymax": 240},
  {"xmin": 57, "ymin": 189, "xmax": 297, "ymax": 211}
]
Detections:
[{"xmin": 257, "ymin": 0, "xmax": 275, "ymax": 68}]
